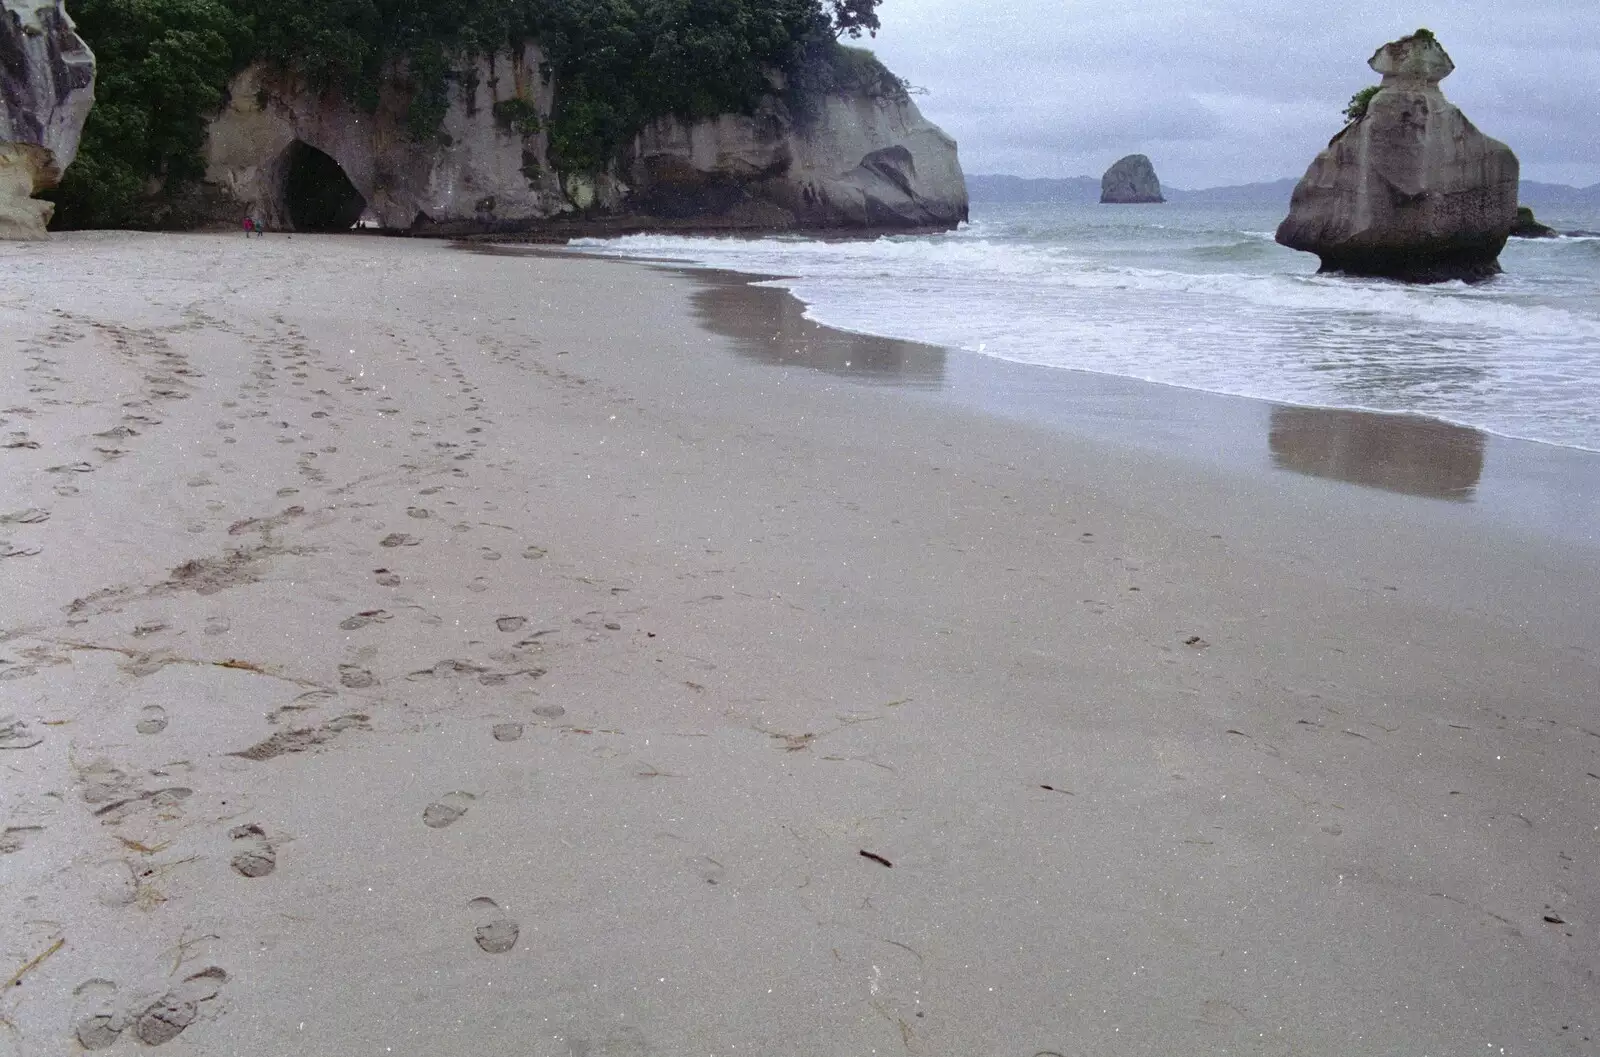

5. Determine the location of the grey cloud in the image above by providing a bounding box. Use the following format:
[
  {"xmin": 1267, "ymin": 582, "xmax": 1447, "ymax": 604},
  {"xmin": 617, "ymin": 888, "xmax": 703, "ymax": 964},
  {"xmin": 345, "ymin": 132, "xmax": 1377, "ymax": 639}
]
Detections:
[
  {"xmin": 954, "ymin": 88, "xmax": 1223, "ymax": 151},
  {"xmin": 870, "ymin": 0, "xmax": 1600, "ymax": 187}
]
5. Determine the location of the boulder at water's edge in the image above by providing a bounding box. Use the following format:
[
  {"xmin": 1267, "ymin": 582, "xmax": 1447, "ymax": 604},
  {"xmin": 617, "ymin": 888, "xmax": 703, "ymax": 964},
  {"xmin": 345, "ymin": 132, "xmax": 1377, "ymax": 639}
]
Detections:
[
  {"xmin": 1508, "ymin": 205, "xmax": 1556, "ymax": 239},
  {"xmin": 1100, "ymin": 154, "xmax": 1164, "ymax": 203},
  {"xmin": 1275, "ymin": 31, "xmax": 1517, "ymax": 282},
  {"xmin": 0, "ymin": 0, "xmax": 94, "ymax": 239}
]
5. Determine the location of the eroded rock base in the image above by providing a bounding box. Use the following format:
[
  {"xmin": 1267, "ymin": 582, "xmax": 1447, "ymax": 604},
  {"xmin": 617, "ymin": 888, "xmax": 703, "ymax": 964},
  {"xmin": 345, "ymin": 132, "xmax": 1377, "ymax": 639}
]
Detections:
[{"xmin": 1317, "ymin": 246, "xmax": 1504, "ymax": 284}]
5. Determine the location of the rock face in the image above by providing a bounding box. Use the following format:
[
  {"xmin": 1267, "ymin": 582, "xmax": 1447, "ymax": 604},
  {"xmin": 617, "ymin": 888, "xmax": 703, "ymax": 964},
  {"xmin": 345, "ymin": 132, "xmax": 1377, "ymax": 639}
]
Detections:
[
  {"xmin": 204, "ymin": 48, "xmax": 566, "ymax": 232},
  {"xmin": 629, "ymin": 92, "xmax": 966, "ymax": 229},
  {"xmin": 201, "ymin": 52, "xmax": 966, "ymax": 234},
  {"xmin": 1100, "ymin": 154, "xmax": 1163, "ymax": 204},
  {"xmin": 1275, "ymin": 31, "xmax": 1518, "ymax": 282},
  {"xmin": 0, "ymin": 0, "xmax": 95, "ymax": 239}
]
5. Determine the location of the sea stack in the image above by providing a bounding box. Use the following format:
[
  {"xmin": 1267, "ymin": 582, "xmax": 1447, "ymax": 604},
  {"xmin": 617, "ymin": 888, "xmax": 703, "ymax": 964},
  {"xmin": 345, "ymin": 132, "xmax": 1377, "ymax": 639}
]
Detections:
[
  {"xmin": 1100, "ymin": 154, "xmax": 1164, "ymax": 203},
  {"xmin": 1276, "ymin": 30, "xmax": 1517, "ymax": 282},
  {"xmin": 0, "ymin": 0, "xmax": 95, "ymax": 239}
]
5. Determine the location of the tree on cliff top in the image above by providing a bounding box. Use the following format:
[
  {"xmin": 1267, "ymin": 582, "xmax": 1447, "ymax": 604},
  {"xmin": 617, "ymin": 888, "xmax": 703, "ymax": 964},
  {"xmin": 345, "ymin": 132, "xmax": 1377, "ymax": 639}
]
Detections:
[{"xmin": 828, "ymin": 0, "xmax": 882, "ymax": 37}]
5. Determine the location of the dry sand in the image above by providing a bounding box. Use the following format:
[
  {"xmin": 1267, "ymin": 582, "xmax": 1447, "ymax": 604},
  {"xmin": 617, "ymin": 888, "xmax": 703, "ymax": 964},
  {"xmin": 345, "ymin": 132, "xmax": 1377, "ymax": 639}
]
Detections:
[{"xmin": 1, "ymin": 232, "xmax": 1596, "ymax": 1056}]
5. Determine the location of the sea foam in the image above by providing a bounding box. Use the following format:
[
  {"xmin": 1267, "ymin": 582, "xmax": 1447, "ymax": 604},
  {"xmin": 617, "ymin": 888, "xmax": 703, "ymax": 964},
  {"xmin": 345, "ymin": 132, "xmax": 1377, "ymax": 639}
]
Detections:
[{"xmin": 570, "ymin": 203, "xmax": 1600, "ymax": 451}]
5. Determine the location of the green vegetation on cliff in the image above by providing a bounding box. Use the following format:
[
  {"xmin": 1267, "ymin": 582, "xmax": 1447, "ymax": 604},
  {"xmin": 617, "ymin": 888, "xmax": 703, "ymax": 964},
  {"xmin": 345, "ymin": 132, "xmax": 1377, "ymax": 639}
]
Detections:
[
  {"xmin": 1343, "ymin": 84, "xmax": 1381, "ymax": 123},
  {"xmin": 48, "ymin": 0, "xmax": 251, "ymax": 228},
  {"xmin": 48, "ymin": 0, "xmax": 889, "ymax": 227}
]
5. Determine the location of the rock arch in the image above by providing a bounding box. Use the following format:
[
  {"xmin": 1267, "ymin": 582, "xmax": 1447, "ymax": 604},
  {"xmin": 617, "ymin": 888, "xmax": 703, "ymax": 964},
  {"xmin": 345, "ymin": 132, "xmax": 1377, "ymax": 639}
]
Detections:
[{"xmin": 271, "ymin": 140, "xmax": 366, "ymax": 231}]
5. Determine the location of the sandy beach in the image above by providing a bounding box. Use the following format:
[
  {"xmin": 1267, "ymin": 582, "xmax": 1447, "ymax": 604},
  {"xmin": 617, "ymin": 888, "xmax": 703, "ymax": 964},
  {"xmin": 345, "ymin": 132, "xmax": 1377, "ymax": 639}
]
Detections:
[{"xmin": 1, "ymin": 232, "xmax": 1596, "ymax": 1056}]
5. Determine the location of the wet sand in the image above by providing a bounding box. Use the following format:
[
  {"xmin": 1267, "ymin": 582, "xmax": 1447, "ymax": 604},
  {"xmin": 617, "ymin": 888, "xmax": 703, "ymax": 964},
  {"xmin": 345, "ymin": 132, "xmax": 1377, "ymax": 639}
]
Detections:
[{"xmin": 1, "ymin": 232, "xmax": 1596, "ymax": 1056}]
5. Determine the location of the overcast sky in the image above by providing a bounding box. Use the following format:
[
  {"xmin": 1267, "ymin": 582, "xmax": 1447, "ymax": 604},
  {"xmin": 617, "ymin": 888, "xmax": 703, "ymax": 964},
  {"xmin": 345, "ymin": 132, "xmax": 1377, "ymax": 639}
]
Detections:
[{"xmin": 869, "ymin": 0, "xmax": 1600, "ymax": 188}]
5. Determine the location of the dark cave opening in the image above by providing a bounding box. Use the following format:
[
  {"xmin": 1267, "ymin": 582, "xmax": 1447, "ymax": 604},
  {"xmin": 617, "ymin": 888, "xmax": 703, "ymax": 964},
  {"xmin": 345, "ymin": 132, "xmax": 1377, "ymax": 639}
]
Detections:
[{"xmin": 283, "ymin": 141, "xmax": 366, "ymax": 231}]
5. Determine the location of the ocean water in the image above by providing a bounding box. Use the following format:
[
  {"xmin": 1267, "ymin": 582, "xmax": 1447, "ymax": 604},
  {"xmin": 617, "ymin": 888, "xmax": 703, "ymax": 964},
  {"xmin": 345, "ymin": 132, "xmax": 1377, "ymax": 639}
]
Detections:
[{"xmin": 570, "ymin": 201, "xmax": 1600, "ymax": 452}]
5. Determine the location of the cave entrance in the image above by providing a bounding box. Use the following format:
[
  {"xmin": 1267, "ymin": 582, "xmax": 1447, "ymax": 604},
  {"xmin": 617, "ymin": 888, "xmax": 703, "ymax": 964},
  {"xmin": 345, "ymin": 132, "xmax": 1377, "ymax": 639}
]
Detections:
[{"xmin": 282, "ymin": 141, "xmax": 366, "ymax": 231}]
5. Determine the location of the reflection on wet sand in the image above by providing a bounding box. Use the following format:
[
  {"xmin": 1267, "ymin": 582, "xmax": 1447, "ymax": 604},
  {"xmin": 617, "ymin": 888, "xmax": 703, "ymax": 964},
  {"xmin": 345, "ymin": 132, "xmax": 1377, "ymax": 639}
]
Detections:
[
  {"xmin": 689, "ymin": 272, "xmax": 947, "ymax": 388},
  {"xmin": 1269, "ymin": 406, "xmax": 1486, "ymax": 501}
]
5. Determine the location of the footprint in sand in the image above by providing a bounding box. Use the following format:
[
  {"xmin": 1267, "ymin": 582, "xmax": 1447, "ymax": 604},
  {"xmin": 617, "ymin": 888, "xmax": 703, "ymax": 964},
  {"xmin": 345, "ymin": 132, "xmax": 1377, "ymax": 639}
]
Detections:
[
  {"xmin": 91, "ymin": 860, "xmax": 138, "ymax": 908},
  {"xmin": 406, "ymin": 507, "xmax": 431, "ymax": 519},
  {"xmin": 468, "ymin": 897, "xmax": 519, "ymax": 953},
  {"xmin": 135, "ymin": 705, "xmax": 168, "ymax": 735},
  {"xmin": 531, "ymin": 704, "xmax": 566, "ymax": 720},
  {"xmin": 339, "ymin": 609, "xmax": 393, "ymax": 631},
  {"xmin": 423, "ymin": 791, "xmax": 476, "ymax": 829},
  {"xmin": 521, "ymin": 545, "xmax": 546, "ymax": 560},
  {"xmin": 203, "ymin": 616, "xmax": 230, "ymax": 637},
  {"xmin": 132, "ymin": 967, "xmax": 228, "ymax": 1045},
  {"xmin": 379, "ymin": 533, "xmax": 420, "ymax": 548},
  {"xmin": 373, "ymin": 568, "xmax": 401, "ymax": 587},
  {"xmin": 338, "ymin": 665, "xmax": 376, "ymax": 689},
  {"xmin": 72, "ymin": 978, "xmax": 125, "ymax": 1050},
  {"xmin": 229, "ymin": 824, "xmax": 276, "ymax": 877},
  {"xmin": 76, "ymin": 759, "xmax": 133, "ymax": 806},
  {"xmin": 492, "ymin": 722, "xmax": 524, "ymax": 742},
  {"xmin": 495, "ymin": 616, "xmax": 526, "ymax": 633},
  {"xmin": 0, "ymin": 825, "xmax": 43, "ymax": 854}
]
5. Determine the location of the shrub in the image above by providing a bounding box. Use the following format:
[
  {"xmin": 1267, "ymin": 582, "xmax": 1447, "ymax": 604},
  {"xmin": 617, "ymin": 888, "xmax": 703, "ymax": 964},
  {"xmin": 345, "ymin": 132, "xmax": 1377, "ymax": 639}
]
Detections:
[
  {"xmin": 786, "ymin": 38, "xmax": 907, "ymax": 120},
  {"xmin": 492, "ymin": 97, "xmax": 543, "ymax": 136},
  {"xmin": 1344, "ymin": 84, "xmax": 1381, "ymax": 123}
]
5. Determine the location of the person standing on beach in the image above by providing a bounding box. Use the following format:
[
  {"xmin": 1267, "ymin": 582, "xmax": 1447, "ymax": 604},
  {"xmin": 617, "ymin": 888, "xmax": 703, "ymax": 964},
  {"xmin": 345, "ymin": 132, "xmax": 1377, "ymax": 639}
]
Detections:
[{"xmin": 243, "ymin": 217, "xmax": 256, "ymax": 238}]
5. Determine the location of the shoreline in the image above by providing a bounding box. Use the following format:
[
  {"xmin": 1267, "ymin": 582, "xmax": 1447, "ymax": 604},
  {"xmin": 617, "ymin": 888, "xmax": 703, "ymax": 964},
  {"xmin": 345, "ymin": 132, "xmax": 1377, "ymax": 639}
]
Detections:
[
  {"xmin": 534, "ymin": 203, "xmax": 1600, "ymax": 460},
  {"xmin": 483, "ymin": 241, "xmax": 1600, "ymax": 546},
  {"xmin": 2, "ymin": 232, "xmax": 1595, "ymax": 1057}
]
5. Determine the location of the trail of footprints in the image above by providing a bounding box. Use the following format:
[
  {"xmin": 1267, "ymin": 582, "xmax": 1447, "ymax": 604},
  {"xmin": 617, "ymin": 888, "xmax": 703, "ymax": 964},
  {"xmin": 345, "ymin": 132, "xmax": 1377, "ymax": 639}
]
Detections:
[
  {"xmin": 2, "ymin": 318, "xmax": 196, "ymax": 557},
  {"xmin": 16, "ymin": 302, "xmax": 621, "ymax": 1049}
]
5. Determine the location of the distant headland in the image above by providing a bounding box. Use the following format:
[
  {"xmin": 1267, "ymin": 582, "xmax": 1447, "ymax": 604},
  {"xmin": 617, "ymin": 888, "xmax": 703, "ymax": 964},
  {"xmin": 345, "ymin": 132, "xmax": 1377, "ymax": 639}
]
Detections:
[{"xmin": 967, "ymin": 174, "xmax": 1600, "ymax": 213}]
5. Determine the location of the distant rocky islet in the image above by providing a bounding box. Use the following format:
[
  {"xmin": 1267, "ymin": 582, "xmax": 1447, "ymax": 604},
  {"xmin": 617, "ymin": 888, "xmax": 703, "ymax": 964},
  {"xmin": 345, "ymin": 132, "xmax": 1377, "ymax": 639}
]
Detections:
[{"xmin": 1100, "ymin": 154, "xmax": 1165, "ymax": 204}]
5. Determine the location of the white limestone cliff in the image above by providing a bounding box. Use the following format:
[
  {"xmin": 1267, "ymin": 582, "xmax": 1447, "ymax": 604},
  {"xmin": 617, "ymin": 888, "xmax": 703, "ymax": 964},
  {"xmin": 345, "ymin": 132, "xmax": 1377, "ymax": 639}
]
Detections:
[
  {"xmin": 630, "ymin": 90, "xmax": 967, "ymax": 229},
  {"xmin": 204, "ymin": 46, "xmax": 567, "ymax": 232},
  {"xmin": 201, "ymin": 50, "xmax": 966, "ymax": 233},
  {"xmin": 0, "ymin": 0, "xmax": 94, "ymax": 239}
]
